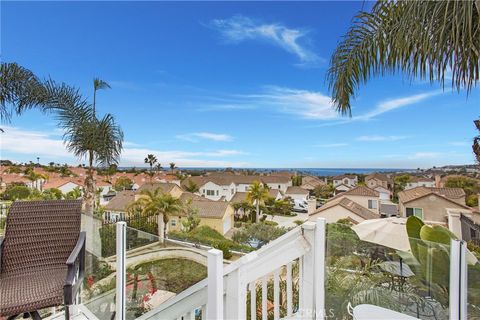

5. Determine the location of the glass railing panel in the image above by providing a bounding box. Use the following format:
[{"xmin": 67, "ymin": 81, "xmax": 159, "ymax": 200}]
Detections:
[
  {"xmin": 467, "ymin": 240, "xmax": 480, "ymax": 318},
  {"xmin": 325, "ymin": 222, "xmax": 451, "ymax": 320},
  {"xmin": 124, "ymin": 226, "xmax": 208, "ymax": 319},
  {"xmin": 81, "ymin": 212, "xmax": 117, "ymax": 320}
]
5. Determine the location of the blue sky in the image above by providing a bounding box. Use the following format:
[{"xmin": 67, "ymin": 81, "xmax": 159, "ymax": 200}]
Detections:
[{"xmin": 1, "ymin": 1, "xmax": 479, "ymax": 169}]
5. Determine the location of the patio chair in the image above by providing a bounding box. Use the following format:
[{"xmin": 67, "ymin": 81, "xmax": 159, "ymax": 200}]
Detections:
[{"xmin": 0, "ymin": 200, "xmax": 85, "ymax": 320}]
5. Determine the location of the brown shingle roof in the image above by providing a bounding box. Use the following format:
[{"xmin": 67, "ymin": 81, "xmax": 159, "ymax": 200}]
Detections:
[
  {"xmin": 332, "ymin": 186, "xmax": 378, "ymax": 200},
  {"xmin": 365, "ymin": 173, "xmax": 392, "ymax": 183},
  {"xmin": 187, "ymin": 200, "xmax": 231, "ymax": 219},
  {"xmin": 104, "ymin": 190, "xmax": 135, "ymax": 212},
  {"xmin": 136, "ymin": 182, "xmax": 178, "ymax": 194},
  {"xmin": 332, "ymin": 174, "xmax": 357, "ymax": 180},
  {"xmin": 230, "ymin": 192, "xmax": 248, "ymax": 203},
  {"xmin": 409, "ymin": 176, "xmax": 434, "ymax": 183},
  {"xmin": 185, "ymin": 174, "xmax": 290, "ymax": 187},
  {"xmin": 398, "ymin": 187, "xmax": 465, "ymax": 203},
  {"xmin": 285, "ymin": 186, "xmax": 309, "ymax": 195},
  {"xmin": 313, "ymin": 197, "xmax": 380, "ymax": 220}
]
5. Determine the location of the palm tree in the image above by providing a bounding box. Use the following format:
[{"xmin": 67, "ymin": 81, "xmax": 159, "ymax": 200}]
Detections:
[
  {"xmin": 246, "ymin": 181, "xmax": 270, "ymax": 223},
  {"xmin": 155, "ymin": 163, "xmax": 162, "ymax": 173},
  {"xmin": 327, "ymin": 1, "xmax": 479, "ymax": 116},
  {"xmin": 473, "ymin": 120, "xmax": 480, "ymax": 163},
  {"xmin": 47, "ymin": 80, "xmax": 123, "ymax": 214},
  {"xmin": 93, "ymin": 78, "xmax": 110, "ymax": 116},
  {"xmin": 169, "ymin": 162, "xmax": 176, "ymax": 172},
  {"xmin": 129, "ymin": 188, "xmax": 182, "ymax": 241},
  {"xmin": 184, "ymin": 180, "xmax": 199, "ymax": 193},
  {"xmin": 144, "ymin": 154, "xmax": 158, "ymax": 172}
]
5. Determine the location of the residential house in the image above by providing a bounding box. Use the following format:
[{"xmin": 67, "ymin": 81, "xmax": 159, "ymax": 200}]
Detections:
[
  {"xmin": 169, "ymin": 194, "xmax": 235, "ymax": 235},
  {"xmin": 405, "ymin": 176, "xmax": 435, "ymax": 190},
  {"xmin": 332, "ymin": 175, "xmax": 358, "ymax": 188},
  {"xmin": 104, "ymin": 190, "xmax": 135, "ymax": 222},
  {"xmin": 365, "ymin": 173, "xmax": 393, "ymax": 200},
  {"xmin": 103, "ymin": 188, "xmax": 235, "ymax": 235},
  {"xmin": 187, "ymin": 174, "xmax": 292, "ymax": 201},
  {"xmin": 96, "ymin": 180, "xmax": 114, "ymax": 205},
  {"xmin": 43, "ymin": 178, "xmax": 83, "ymax": 194},
  {"xmin": 285, "ymin": 186, "xmax": 309, "ymax": 202},
  {"xmin": 309, "ymin": 186, "xmax": 381, "ymax": 224},
  {"xmin": 398, "ymin": 187, "xmax": 469, "ymax": 226},
  {"xmin": 309, "ymin": 197, "xmax": 380, "ymax": 224},
  {"xmin": 300, "ymin": 175, "xmax": 326, "ymax": 191}
]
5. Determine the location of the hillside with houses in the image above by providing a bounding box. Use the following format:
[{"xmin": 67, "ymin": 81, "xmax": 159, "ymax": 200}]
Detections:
[{"xmin": 1, "ymin": 161, "xmax": 480, "ymax": 244}]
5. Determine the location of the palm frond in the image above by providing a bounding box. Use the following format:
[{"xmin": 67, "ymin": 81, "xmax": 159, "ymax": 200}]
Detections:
[
  {"xmin": 94, "ymin": 78, "xmax": 111, "ymax": 91},
  {"xmin": 0, "ymin": 62, "xmax": 47, "ymax": 122},
  {"xmin": 327, "ymin": 1, "xmax": 480, "ymax": 115}
]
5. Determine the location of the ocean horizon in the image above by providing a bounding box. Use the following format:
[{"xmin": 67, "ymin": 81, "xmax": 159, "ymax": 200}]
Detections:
[{"xmin": 119, "ymin": 167, "xmax": 414, "ymax": 177}]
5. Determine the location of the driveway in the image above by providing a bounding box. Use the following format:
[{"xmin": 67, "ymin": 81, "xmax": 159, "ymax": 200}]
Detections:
[{"xmin": 270, "ymin": 212, "xmax": 309, "ymax": 228}]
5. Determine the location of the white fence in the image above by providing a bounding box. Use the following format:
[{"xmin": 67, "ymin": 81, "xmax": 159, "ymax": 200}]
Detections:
[{"xmin": 134, "ymin": 219, "xmax": 326, "ymax": 320}]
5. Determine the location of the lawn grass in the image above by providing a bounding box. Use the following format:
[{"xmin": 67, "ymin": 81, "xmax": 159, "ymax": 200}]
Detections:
[{"xmin": 128, "ymin": 258, "xmax": 207, "ymax": 293}]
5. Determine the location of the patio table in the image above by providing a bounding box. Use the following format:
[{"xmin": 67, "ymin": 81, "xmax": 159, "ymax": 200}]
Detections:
[{"xmin": 352, "ymin": 304, "xmax": 420, "ymax": 320}]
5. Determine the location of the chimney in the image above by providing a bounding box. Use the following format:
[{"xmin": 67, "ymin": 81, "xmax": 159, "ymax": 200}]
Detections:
[
  {"xmin": 435, "ymin": 175, "xmax": 441, "ymax": 188},
  {"xmin": 478, "ymin": 194, "xmax": 480, "ymax": 212},
  {"xmin": 307, "ymin": 197, "xmax": 317, "ymax": 215}
]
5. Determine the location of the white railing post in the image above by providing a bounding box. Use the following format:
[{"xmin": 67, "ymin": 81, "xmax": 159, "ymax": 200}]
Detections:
[
  {"xmin": 315, "ymin": 218, "xmax": 326, "ymax": 320},
  {"xmin": 450, "ymin": 239, "xmax": 468, "ymax": 320},
  {"xmin": 225, "ymin": 266, "xmax": 247, "ymax": 319},
  {"xmin": 207, "ymin": 249, "xmax": 223, "ymax": 320},
  {"xmin": 116, "ymin": 222, "xmax": 126, "ymax": 320},
  {"xmin": 301, "ymin": 222, "xmax": 316, "ymax": 318}
]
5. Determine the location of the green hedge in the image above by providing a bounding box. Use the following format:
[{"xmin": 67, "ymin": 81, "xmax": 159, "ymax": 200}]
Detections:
[{"xmin": 169, "ymin": 225, "xmax": 252, "ymax": 254}]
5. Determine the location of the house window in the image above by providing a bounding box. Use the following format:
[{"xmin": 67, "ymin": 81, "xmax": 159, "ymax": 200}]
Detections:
[
  {"xmin": 231, "ymin": 189, "xmax": 234, "ymax": 195},
  {"xmin": 202, "ymin": 189, "xmax": 205, "ymax": 194},
  {"xmin": 406, "ymin": 207, "xmax": 423, "ymax": 219},
  {"xmin": 368, "ymin": 200, "xmax": 377, "ymax": 209},
  {"xmin": 206, "ymin": 190, "xmax": 215, "ymax": 196},
  {"xmin": 171, "ymin": 219, "xmax": 177, "ymax": 226},
  {"xmin": 278, "ymin": 185, "xmax": 281, "ymax": 189},
  {"xmin": 216, "ymin": 190, "xmax": 219, "ymax": 196}
]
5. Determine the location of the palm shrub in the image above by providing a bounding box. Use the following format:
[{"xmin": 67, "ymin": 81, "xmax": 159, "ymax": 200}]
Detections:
[
  {"xmin": 247, "ymin": 181, "xmax": 270, "ymax": 223},
  {"xmin": 327, "ymin": 1, "xmax": 479, "ymax": 115}
]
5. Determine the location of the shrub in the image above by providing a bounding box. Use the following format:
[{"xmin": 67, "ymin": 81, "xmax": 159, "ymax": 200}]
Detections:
[
  {"xmin": 263, "ymin": 220, "xmax": 278, "ymax": 226},
  {"xmin": 234, "ymin": 221, "xmax": 242, "ymax": 228},
  {"xmin": 260, "ymin": 214, "xmax": 267, "ymax": 222},
  {"xmin": 213, "ymin": 241, "xmax": 233, "ymax": 259},
  {"xmin": 293, "ymin": 220, "xmax": 304, "ymax": 226},
  {"xmin": 3, "ymin": 185, "xmax": 31, "ymax": 200},
  {"xmin": 169, "ymin": 225, "xmax": 252, "ymax": 253}
]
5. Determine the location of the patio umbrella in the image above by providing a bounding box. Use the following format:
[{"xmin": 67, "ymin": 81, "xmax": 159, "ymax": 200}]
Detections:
[
  {"xmin": 352, "ymin": 217, "xmax": 478, "ymax": 264},
  {"xmin": 352, "ymin": 217, "xmax": 410, "ymax": 252}
]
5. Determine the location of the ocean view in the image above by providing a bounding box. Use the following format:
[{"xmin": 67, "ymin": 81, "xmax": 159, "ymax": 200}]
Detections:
[{"xmin": 162, "ymin": 167, "xmax": 413, "ymax": 176}]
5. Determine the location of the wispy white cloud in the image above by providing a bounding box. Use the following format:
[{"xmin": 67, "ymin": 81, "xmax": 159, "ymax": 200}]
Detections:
[
  {"xmin": 355, "ymin": 91, "xmax": 442, "ymax": 121},
  {"xmin": 408, "ymin": 152, "xmax": 442, "ymax": 160},
  {"xmin": 1, "ymin": 126, "xmax": 248, "ymax": 167},
  {"xmin": 356, "ymin": 135, "xmax": 409, "ymax": 142},
  {"xmin": 209, "ymin": 15, "xmax": 320, "ymax": 65},
  {"xmin": 237, "ymin": 86, "xmax": 339, "ymax": 120},
  {"xmin": 314, "ymin": 143, "xmax": 349, "ymax": 148},
  {"xmin": 176, "ymin": 132, "xmax": 233, "ymax": 142},
  {"xmin": 449, "ymin": 141, "xmax": 470, "ymax": 147}
]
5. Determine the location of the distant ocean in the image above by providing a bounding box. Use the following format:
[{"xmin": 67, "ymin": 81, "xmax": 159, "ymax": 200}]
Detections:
[{"xmin": 169, "ymin": 167, "xmax": 413, "ymax": 177}]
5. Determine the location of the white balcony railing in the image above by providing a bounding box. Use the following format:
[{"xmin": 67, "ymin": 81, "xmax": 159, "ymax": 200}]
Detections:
[
  {"xmin": 113, "ymin": 219, "xmax": 326, "ymax": 320},
  {"xmin": 81, "ymin": 217, "xmax": 471, "ymax": 320}
]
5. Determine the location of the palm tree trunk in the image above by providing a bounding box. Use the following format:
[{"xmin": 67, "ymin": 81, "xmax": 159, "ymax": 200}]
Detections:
[
  {"xmin": 93, "ymin": 89, "xmax": 96, "ymax": 117},
  {"xmin": 256, "ymin": 202, "xmax": 260, "ymax": 223},
  {"xmin": 157, "ymin": 213, "xmax": 164, "ymax": 243},
  {"xmin": 84, "ymin": 150, "xmax": 95, "ymax": 215}
]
